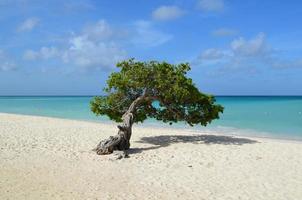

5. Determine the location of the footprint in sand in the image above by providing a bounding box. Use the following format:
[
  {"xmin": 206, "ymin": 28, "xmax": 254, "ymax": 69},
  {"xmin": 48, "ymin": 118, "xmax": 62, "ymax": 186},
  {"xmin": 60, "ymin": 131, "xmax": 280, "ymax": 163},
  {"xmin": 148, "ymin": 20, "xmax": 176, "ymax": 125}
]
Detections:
[{"xmin": 206, "ymin": 162, "xmax": 214, "ymax": 168}]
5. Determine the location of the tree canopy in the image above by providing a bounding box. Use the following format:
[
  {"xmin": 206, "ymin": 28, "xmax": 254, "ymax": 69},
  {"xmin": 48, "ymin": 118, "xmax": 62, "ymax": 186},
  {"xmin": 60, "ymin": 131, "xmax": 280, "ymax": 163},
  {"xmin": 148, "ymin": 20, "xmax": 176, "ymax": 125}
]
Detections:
[{"xmin": 91, "ymin": 59, "xmax": 223, "ymax": 126}]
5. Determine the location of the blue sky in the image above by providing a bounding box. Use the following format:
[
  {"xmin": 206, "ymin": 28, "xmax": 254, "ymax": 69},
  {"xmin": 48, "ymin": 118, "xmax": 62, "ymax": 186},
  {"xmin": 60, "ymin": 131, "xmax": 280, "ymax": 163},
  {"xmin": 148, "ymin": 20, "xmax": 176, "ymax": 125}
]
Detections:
[{"xmin": 0, "ymin": 0, "xmax": 302, "ymax": 95}]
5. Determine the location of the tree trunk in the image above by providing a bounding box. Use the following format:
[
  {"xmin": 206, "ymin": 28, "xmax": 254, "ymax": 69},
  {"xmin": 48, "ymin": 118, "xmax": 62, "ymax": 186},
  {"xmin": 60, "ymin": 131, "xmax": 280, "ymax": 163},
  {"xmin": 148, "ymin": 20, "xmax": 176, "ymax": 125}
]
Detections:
[{"xmin": 93, "ymin": 96, "xmax": 143, "ymax": 155}]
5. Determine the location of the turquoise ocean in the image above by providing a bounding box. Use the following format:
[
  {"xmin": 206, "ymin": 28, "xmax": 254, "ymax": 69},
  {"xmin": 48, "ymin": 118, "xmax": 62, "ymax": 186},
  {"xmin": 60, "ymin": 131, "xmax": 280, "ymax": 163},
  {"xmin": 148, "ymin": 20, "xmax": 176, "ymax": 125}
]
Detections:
[{"xmin": 0, "ymin": 96, "xmax": 301, "ymax": 140}]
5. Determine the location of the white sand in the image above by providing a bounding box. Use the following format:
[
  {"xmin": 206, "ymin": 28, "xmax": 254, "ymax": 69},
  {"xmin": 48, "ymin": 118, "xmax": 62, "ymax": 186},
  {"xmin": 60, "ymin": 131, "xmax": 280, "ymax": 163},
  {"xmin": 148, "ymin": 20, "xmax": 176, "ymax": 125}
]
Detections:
[{"xmin": 0, "ymin": 113, "xmax": 302, "ymax": 200}]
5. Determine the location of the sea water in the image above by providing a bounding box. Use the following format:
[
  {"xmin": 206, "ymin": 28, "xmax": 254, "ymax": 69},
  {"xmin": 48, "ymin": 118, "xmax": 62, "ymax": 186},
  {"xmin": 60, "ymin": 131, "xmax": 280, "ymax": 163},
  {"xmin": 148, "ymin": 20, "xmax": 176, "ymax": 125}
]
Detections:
[{"xmin": 0, "ymin": 96, "xmax": 301, "ymax": 140}]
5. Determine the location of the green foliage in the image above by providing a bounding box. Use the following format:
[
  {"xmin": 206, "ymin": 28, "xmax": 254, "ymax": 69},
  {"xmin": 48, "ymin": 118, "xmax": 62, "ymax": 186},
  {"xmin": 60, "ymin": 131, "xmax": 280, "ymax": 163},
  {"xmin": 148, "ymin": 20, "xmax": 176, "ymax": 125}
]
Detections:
[{"xmin": 91, "ymin": 59, "xmax": 223, "ymax": 126}]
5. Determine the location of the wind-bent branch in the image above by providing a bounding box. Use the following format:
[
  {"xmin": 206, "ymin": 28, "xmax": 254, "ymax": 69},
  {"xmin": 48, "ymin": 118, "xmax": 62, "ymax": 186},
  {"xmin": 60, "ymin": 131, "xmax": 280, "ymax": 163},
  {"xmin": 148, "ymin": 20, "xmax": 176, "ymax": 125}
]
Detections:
[
  {"xmin": 93, "ymin": 94, "xmax": 150, "ymax": 155},
  {"xmin": 91, "ymin": 59, "xmax": 224, "ymax": 157}
]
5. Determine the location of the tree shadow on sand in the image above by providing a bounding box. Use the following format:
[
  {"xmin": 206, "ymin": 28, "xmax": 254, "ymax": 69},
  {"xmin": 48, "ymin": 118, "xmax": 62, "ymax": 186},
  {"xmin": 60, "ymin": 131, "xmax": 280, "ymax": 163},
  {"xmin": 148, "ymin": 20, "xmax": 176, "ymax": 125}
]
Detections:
[{"xmin": 129, "ymin": 134, "xmax": 258, "ymax": 154}]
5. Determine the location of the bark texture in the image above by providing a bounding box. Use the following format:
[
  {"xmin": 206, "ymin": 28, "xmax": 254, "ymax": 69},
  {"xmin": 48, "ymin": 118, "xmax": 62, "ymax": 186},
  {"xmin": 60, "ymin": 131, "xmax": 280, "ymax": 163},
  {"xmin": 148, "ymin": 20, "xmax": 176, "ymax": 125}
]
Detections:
[{"xmin": 94, "ymin": 96, "xmax": 144, "ymax": 155}]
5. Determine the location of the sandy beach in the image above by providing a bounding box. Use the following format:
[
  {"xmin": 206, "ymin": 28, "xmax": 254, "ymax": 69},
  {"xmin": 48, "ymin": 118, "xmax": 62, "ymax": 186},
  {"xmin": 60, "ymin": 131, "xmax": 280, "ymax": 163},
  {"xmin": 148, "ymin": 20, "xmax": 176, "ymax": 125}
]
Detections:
[{"xmin": 0, "ymin": 113, "xmax": 302, "ymax": 200}]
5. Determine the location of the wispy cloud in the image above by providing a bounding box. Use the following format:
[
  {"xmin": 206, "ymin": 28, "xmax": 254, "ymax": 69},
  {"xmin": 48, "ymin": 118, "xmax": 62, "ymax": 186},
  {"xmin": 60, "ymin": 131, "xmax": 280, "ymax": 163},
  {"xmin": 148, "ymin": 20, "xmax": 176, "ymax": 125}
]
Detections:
[
  {"xmin": 152, "ymin": 5, "xmax": 185, "ymax": 21},
  {"xmin": 212, "ymin": 28, "xmax": 238, "ymax": 37},
  {"xmin": 197, "ymin": 0, "xmax": 225, "ymax": 12},
  {"xmin": 268, "ymin": 58, "xmax": 302, "ymax": 69},
  {"xmin": 22, "ymin": 18, "xmax": 173, "ymax": 71},
  {"xmin": 131, "ymin": 20, "xmax": 173, "ymax": 47},
  {"xmin": 199, "ymin": 48, "xmax": 227, "ymax": 60},
  {"xmin": 0, "ymin": 50, "xmax": 17, "ymax": 71},
  {"xmin": 82, "ymin": 20, "xmax": 113, "ymax": 40},
  {"xmin": 230, "ymin": 33, "xmax": 270, "ymax": 57},
  {"xmin": 23, "ymin": 47, "xmax": 59, "ymax": 60},
  {"xmin": 196, "ymin": 33, "xmax": 302, "ymax": 72},
  {"xmin": 17, "ymin": 17, "xmax": 40, "ymax": 32},
  {"xmin": 23, "ymin": 19, "xmax": 127, "ymax": 71},
  {"xmin": 198, "ymin": 33, "xmax": 270, "ymax": 64},
  {"xmin": 62, "ymin": 36, "xmax": 126, "ymax": 70}
]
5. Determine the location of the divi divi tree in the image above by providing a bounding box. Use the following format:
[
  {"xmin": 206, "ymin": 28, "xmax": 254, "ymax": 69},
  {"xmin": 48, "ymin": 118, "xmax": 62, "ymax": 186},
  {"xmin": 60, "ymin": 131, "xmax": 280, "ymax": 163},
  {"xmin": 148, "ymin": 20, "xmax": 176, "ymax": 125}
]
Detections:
[{"xmin": 91, "ymin": 59, "xmax": 224, "ymax": 155}]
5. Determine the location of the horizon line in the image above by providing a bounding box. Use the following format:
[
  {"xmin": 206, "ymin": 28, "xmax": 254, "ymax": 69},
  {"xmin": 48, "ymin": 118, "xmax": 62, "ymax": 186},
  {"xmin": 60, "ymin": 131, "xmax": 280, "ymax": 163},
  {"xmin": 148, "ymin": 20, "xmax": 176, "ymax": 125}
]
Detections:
[{"xmin": 1, "ymin": 95, "xmax": 302, "ymax": 97}]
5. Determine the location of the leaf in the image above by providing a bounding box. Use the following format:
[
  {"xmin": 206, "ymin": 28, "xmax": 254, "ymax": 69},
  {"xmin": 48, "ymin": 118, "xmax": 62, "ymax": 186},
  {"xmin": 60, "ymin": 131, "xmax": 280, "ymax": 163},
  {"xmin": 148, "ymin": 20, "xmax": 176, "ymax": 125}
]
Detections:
[{"xmin": 91, "ymin": 59, "xmax": 224, "ymax": 126}]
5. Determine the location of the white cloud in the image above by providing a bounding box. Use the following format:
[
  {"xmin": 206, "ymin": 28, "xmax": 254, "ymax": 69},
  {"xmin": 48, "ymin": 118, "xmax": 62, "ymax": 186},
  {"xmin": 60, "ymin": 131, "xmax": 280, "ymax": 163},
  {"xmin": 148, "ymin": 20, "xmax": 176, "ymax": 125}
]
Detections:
[
  {"xmin": 82, "ymin": 20, "xmax": 113, "ymax": 41},
  {"xmin": 197, "ymin": 33, "xmax": 269, "ymax": 66},
  {"xmin": 0, "ymin": 60, "xmax": 16, "ymax": 71},
  {"xmin": 152, "ymin": 5, "xmax": 185, "ymax": 21},
  {"xmin": 269, "ymin": 59, "xmax": 302, "ymax": 69},
  {"xmin": 197, "ymin": 0, "xmax": 225, "ymax": 12},
  {"xmin": 197, "ymin": 33, "xmax": 302, "ymax": 72},
  {"xmin": 212, "ymin": 28, "xmax": 238, "ymax": 37},
  {"xmin": 61, "ymin": 20, "xmax": 126, "ymax": 70},
  {"xmin": 22, "ymin": 19, "xmax": 173, "ymax": 70},
  {"xmin": 0, "ymin": 50, "xmax": 16, "ymax": 71},
  {"xmin": 200, "ymin": 48, "xmax": 226, "ymax": 60},
  {"xmin": 18, "ymin": 17, "xmax": 40, "ymax": 32},
  {"xmin": 230, "ymin": 33, "xmax": 269, "ymax": 57},
  {"xmin": 23, "ymin": 19, "xmax": 127, "ymax": 70},
  {"xmin": 40, "ymin": 47, "xmax": 59, "ymax": 59},
  {"xmin": 0, "ymin": 61, "xmax": 16, "ymax": 71},
  {"xmin": 132, "ymin": 20, "xmax": 172, "ymax": 47},
  {"xmin": 62, "ymin": 36, "xmax": 126, "ymax": 70},
  {"xmin": 23, "ymin": 47, "xmax": 59, "ymax": 60},
  {"xmin": 23, "ymin": 50, "xmax": 38, "ymax": 60}
]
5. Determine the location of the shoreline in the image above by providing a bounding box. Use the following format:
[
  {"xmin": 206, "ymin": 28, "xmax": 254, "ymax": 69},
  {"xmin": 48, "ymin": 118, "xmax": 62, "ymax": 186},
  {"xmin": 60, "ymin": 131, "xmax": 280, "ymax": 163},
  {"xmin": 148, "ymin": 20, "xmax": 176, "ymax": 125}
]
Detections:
[
  {"xmin": 0, "ymin": 111, "xmax": 301, "ymax": 144},
  {"xmin": 1, "ymin": 112, "xmax": 302, "ymax": 199}
]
